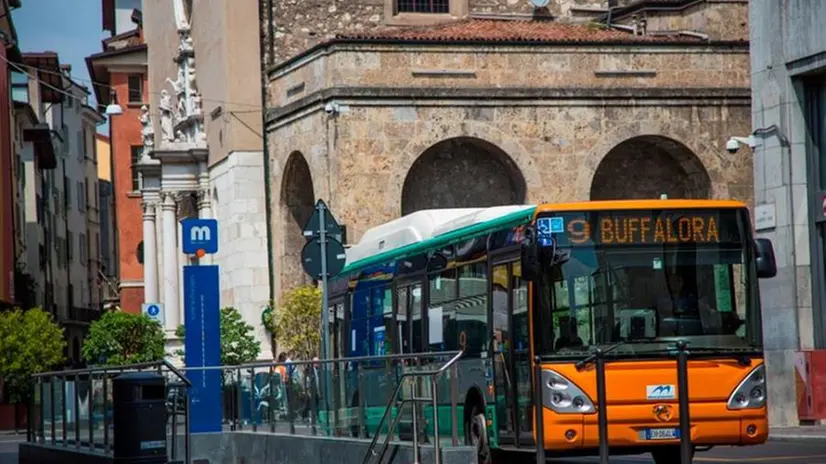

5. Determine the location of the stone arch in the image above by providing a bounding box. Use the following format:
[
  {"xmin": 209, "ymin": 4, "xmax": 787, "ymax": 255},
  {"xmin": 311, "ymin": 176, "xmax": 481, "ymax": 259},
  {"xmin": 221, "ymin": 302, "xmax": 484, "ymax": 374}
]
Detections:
[
  {"xmin": 387, "ymin": 120, "xmax": 541, "ymax": 215},
  {"xmin": 576, "ymin": 123, "xmax": 729, "ymax": 201},
  {"xmin": 280, "ymin": 151, "xmax": 315, "ymax": 292},
  {"xmin": 400, "ymin": 136, "xmax": 528, "ymax": 215},
  {"xmin": 590, "ymin": 135, "xmax": 712, "ymax": 200}
]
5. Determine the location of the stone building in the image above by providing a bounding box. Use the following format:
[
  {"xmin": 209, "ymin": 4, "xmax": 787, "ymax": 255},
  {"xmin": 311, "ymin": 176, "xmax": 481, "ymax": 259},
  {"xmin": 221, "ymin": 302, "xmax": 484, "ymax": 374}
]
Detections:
[{"xmin": 262, "ymin": 0, "xmax": 752, "ymax": 302}]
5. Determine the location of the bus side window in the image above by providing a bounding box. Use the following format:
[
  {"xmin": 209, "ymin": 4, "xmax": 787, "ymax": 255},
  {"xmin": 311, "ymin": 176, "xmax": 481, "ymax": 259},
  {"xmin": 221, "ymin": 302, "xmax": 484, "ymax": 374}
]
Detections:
[{"xmin": 457, "ymin": 262, "xmax": 488, "ymax": 357}]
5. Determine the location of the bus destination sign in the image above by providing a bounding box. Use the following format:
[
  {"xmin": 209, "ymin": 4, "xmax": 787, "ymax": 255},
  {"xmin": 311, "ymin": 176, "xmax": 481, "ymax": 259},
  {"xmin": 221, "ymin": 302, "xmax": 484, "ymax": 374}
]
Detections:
[{"xmin": 538, "ymin": 209, "xmax": 743, "ymax": 247}]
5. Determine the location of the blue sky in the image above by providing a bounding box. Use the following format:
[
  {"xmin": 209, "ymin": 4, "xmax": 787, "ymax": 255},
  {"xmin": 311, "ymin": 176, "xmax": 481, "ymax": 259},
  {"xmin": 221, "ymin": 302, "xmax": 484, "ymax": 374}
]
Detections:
[{"xmin": 12, "ymin": 0, "xmax": 110, "ymax": 133}]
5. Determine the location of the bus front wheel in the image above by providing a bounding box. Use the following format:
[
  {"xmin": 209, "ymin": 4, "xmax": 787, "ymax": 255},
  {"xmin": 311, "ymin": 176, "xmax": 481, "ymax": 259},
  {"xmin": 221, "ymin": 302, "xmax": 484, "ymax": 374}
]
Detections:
[{"xmin": 465, "ymin": 405, "xmax": 491, "ymax": 464}]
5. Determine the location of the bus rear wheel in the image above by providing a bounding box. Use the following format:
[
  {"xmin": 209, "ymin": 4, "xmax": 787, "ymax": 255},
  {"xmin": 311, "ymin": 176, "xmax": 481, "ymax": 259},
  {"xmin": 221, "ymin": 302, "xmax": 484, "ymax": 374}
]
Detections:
[
  {"xmin": 651, "ymin": 446, "xmax": 694, "ymax": 464},
  {"xmin": 465, "ymin": 406, "xmax": 491, "ymax": 464}
]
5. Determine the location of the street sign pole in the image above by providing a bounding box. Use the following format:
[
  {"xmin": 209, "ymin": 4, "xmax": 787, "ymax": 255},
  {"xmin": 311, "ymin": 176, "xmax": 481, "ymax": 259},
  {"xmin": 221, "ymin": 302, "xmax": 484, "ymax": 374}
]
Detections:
[{"xmin": 318, "ymin": 201, "xmax": 330, "ymax": 362}]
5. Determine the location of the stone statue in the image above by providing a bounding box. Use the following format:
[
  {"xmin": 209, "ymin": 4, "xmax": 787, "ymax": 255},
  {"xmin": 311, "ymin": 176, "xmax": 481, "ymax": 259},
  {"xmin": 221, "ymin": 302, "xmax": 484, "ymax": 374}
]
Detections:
[
  {"xmin": 192, "ymin": 92, "xmax": 202, "ymax": 117},
  {"xmin": 159, "ymin": 90, "xmax": 174, "ymax": 141},
  {"xmin": 179, "ymin": 33, "xmax": 194, "ymax": 54},
  {"xmin": 139, "ymin": 105, "xmax": 154, "ymax": 149},
  {"xmin": 175, "ymin": 129, "xmax": 186, "ymax": 143},
  {"xmin": 186, "ymin": 58, "xmax": 198, "ymax": 94}
]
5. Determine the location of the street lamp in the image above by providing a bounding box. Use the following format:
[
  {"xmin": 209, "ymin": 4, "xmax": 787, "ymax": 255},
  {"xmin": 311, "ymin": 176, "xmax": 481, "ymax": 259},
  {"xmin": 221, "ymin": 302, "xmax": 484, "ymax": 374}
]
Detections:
[{"xmin": 105, "ymin": 90, "xmax": 123, "ymax": 116}]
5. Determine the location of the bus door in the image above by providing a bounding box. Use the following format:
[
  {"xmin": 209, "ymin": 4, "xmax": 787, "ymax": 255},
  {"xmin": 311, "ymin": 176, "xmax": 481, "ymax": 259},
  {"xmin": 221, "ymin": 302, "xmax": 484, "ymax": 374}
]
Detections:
[
  {"xmin": 396, "ymin": 281, "xmax": 424, "ymax": 356},
  {"xmin": 491, "ymin": 259, "xmax": 532, "ymax": 445}
]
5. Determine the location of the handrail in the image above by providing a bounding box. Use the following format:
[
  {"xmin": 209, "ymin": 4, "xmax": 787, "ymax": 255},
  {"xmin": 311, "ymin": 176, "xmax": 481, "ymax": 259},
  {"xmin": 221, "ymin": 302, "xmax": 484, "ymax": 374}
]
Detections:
[
  {"xmin": 33, "ymin": 359, "xmax": 192, "ymax": 387},
  {"xmin": 362, "ymin": 350, "xmax": 464, "ymax": 464}
]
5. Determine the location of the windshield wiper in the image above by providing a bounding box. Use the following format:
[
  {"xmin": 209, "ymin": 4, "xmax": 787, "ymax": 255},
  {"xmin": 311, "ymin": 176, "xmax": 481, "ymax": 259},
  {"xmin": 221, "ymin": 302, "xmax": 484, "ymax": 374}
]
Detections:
[
  {"xmin": 681, "ymin": 346, "xmax": 753, "ymax": 366},
  {"xmin": 574, "ymin": 339, "xmax": 669, "ymax": 371}
]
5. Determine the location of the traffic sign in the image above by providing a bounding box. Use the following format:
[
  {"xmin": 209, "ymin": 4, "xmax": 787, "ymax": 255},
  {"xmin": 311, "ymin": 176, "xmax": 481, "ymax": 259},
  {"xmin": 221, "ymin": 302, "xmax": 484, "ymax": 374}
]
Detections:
[
  {"xmin": 181, "ymin": 218, "xmax": 219, "ymax": 255},
  {"xmin": 301, "ymin": 236, "xmax": 347, "ymax": 279},
  {"xmin": 302, "ymin": 199, "xmax": 343, "ymax": 241},
  {"xmin": 142, "ymin": 303, "xmax": 164, "ymax": 323}
]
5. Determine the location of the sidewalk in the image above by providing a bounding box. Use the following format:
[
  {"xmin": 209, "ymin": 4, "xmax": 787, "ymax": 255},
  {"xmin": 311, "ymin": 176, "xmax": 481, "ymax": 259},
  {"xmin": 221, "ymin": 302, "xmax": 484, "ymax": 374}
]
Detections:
[{"xmin": 769, "ymin": 425, "xmax": 826, "ymax": 442}]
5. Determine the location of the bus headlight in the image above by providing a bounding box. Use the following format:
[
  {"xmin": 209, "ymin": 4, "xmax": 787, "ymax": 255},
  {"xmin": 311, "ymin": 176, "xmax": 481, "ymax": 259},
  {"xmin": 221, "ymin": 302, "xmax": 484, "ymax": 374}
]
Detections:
[
  {"xmin": 727, "ymin": 364, "xmax": 767, "ymax": 410},
  {"xmin": 541, "ymin": 370, "xmax": 595, "ymax": 414}
]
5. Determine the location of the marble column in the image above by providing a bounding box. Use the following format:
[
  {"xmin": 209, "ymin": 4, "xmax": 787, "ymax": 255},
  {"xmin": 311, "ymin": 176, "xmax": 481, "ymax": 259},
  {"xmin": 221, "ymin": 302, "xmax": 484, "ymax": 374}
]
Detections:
[
  {"xmin": 142, "ymin": 200, "xmax": 159, "ymax": 304},
  {"xmin": 161, "ymin": 192, "xmax": 180, "ymax": 330},
  {"xmin": 196, "ymin": 188, "xmax": 212, "ymax": 265}
]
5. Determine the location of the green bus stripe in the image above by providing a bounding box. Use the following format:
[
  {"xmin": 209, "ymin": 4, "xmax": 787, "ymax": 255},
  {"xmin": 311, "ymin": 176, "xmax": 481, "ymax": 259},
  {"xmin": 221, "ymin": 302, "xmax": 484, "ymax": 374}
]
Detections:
[{"xmin": 341, "ymin": 206, "xmax": 537, "ymax": 275}]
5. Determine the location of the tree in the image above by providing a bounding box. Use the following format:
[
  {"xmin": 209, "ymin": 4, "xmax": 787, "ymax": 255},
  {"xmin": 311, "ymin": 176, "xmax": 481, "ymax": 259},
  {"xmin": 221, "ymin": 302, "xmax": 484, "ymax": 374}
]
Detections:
[
  {"xmin": 270, "ymin": 285, "xmax": 322, "ymax": 360},
  {"xmin": 175, "ymin": 307, "xmax": 261, "ymax": 366},
  {"xmin": 0, "ymin": 308, "xmax": 65, "ymax": 402},
  {"xmin": 82, "ymin": 310, "xmax": 166, "ymax": 366}
]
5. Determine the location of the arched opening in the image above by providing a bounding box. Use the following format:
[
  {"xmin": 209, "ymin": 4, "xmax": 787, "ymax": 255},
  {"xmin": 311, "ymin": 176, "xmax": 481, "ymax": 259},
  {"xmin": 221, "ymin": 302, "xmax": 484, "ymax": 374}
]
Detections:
[
  {"xmin": 72, "ymin": 337, "xmax": 81, "ymax": 364},
  {"xmin": 401, "ymin": 137, "xmax": 527, "ymax": 215},
  {"xmin": 280, "ymin": 151, "xmax": 315, "ymax": 292},
  {"xmin": 590, "ymin": 135, "xmax": 712, "ymax": 201}
]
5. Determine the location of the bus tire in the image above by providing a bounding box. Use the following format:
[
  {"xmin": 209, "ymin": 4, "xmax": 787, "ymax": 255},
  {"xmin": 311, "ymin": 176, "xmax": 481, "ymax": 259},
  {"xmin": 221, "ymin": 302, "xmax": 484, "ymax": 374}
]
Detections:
[
  {"xmin": 465, "ymin": 404, "xmax": 491, "ymax": 464},
  {"xmin": 651, "ymin": 446, "xmax": 693, "ymax": 464}
]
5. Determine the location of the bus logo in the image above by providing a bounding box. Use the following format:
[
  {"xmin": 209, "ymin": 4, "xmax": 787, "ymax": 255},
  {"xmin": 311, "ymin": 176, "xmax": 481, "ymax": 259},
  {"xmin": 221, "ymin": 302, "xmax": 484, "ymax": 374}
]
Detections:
[{"xmin": 646, "ymin": 384, "xmax": 676, "ymax": 400}]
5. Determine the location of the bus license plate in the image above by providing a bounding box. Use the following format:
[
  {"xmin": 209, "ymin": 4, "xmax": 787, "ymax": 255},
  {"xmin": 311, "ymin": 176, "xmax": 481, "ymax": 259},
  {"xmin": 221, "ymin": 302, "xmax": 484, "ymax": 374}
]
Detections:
[{"xmin": 644, "ymin": 428, "xmax": 679, "ymax": 440}]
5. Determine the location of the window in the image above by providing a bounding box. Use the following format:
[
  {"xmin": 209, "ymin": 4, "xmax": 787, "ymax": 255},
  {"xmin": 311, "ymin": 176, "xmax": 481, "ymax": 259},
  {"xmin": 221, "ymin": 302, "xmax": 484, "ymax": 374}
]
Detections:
[
  {"xmin": 65, "ymin": 93, "xmax": 73, "ymax": 108},
  {"xmin": 64, "ymin": 179, "xmax": 71, "ymax": 211},
  {"xmin": 67, "ymin": 231, "xmax": 73, "ymax": 261},
  {"xmin": 130, "ymin": 146, "xmax": 143, "ymax": 191},
  {"xmin": 77, "ymin": 180, "xmax": 86, "ymax": 211},
  {"xmin": 77, "ymin": 130, "xmax": 84, "ymax": 160},
  {"xmin": 396, "ymin": 0, "xmax": 450, "ymax": 13},
  {"xmin": 127, "ymin": 75, "xmax": 143, "ymax": 103},
  {"xmin": 79, "ymin": 233, "xmax": 87, "ymax": 266},
  {"xmin": 11, "ymin": 71, "xmax": 28, "ymax": 104}
]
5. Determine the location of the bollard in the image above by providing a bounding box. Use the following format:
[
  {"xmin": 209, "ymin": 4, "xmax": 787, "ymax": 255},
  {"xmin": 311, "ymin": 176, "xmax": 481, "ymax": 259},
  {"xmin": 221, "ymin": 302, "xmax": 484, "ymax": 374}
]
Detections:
[
  {"xmin": 533, "ymin": 358, "xmax": 546, "ymax": 464},
  {"xmin": 676, "ymin": 341, "xmax": 692, "ymax": 464},
  {"xmin": 595, "ymin": 349, "xmax": 610, "ymax": 464}
]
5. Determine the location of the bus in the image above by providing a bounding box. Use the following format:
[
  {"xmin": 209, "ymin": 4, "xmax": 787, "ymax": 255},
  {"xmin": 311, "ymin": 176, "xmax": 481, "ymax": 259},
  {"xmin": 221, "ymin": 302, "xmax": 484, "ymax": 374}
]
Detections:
[{"xmin": 325, "ymin": 199, "xmax": 776, "ymax": 463}]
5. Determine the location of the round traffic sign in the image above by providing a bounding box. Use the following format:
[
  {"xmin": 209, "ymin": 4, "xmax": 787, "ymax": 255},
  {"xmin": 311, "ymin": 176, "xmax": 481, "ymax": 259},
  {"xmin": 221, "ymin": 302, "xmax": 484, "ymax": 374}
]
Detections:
[
  {"xmin": 301, "ymin": 236, "xmax": 347, "ymax": 279},
  {"xmin": 147, "ymin": 304, "xmax": 160, "ymax": 317}
]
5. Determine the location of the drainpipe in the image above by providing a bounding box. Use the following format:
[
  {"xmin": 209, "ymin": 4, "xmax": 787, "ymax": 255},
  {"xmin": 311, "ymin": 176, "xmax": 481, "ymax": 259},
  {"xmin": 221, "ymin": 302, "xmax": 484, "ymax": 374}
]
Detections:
[{"xmin": 259, "ymin": 0, "xmax": 276, "ymax": 354}]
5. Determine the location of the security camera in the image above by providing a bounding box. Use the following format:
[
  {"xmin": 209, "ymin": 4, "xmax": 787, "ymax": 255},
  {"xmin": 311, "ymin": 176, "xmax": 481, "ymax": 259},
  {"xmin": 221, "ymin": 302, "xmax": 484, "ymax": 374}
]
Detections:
[
  {"xmin": 726, "ymin": 138, "xmax": 741, "ymax": 154},
  {"xmin": 726, "ymin": 135, "xmax": 757, "ymax": 154},
  {"xmin": 324, "ymin": 102, "xmax": 338, "ymax": 115}
]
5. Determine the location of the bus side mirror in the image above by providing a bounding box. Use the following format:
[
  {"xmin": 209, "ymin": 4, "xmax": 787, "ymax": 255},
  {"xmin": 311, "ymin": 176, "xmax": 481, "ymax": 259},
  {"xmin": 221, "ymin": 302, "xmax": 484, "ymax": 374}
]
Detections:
[
  {"xmin": 521, "ymin": 226, "xmax": 540, "ymax": 281},
  {"xmin": 755, "ymin": 238, "xmax": 777, "ymax": 279}
]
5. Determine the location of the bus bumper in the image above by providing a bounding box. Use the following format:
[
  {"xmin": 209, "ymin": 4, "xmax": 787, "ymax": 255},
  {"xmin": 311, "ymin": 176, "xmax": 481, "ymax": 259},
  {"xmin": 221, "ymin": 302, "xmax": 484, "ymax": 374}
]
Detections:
[{"xmin": 540, "ymin": 403, "xmax": 768, "ymax": 450}]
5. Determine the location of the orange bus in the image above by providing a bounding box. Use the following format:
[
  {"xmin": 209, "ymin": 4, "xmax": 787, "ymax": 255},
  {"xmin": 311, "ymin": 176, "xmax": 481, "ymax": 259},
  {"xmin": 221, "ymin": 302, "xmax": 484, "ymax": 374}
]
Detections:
[{"xmin": 331, "ymin": 199, "xmax": 776, "ymax": 464}]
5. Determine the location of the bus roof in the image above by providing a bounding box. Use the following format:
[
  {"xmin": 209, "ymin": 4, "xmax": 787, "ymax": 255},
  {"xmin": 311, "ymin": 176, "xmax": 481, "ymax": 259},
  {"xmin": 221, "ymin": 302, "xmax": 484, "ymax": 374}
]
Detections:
[
  {"xmin": 342, "ymin": 199, "xmax": 748, "ymax": 275},
  {"xmin": 343, "ymin": 205, "xmax": 536, "ymax": 274}
]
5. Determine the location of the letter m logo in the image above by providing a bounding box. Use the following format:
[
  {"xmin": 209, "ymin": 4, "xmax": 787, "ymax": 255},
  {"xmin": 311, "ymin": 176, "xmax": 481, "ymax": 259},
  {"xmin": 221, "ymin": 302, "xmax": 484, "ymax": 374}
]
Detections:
[
  {"xmin": 182, "ymin": 218, "xmax": 219, "ymax": 254},
  {"xmin": 191, "ymin": 226, "xmax": 211, "ymax": 242}
]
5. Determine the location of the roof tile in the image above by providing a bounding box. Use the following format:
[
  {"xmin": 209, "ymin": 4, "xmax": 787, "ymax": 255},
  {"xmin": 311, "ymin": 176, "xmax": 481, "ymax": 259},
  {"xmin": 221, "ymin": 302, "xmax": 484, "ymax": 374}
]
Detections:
[{"xmin": 336, "ymin": 18, "xmax": 709, "ymax": 44}]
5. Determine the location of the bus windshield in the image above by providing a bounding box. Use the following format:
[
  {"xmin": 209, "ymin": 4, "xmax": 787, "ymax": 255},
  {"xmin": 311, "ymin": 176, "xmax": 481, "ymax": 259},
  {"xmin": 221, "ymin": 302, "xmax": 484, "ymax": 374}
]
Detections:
[{"xmin": 533, "ymin": 207, "xmax": 761, "ymax": 359}]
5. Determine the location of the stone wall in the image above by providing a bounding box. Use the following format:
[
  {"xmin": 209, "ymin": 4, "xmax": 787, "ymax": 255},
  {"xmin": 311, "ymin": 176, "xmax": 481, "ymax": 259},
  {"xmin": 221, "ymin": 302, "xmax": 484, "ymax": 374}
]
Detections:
[
  {"xmin": 262, "ymin": 0, "xmax": 613, "ymax": 68},
  {"xmin": 268, "ymin": 44, "xmax": 750, "ymax": 108},
  {"xmin": 210, "ymin": 151, "xmax": 273, "ymax": 360},
  {"xmin": 612, "ymin": 0, "xmax": 750, "ymax": 42}
]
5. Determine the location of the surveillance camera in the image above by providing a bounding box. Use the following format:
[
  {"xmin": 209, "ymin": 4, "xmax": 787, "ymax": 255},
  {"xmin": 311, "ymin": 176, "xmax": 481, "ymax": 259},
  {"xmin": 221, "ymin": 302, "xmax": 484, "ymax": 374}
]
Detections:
[
  {"xmin": 324, "ymin": 102, "xmax": 337, "ymax": 115},
  {"xmin": 726, "ymin": 138, "xmax": 740, "ymax": 154}
]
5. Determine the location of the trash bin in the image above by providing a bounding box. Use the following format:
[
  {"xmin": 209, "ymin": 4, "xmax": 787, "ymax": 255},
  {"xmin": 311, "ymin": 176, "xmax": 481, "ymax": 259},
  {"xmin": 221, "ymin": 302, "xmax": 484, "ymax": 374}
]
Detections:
[{"xmin": 112, "ymin": 372, "xmax": 168, "ymax": 463}]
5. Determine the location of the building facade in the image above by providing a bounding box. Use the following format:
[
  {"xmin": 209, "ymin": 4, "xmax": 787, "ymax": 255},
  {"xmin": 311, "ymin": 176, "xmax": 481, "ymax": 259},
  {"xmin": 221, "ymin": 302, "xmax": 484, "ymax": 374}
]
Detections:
[
  {"xmin": 140, "ymin": 0, "xmax": 270, "ymax": 358},
  {"xmin": 0, "ymin": 3, "xmax": 20, "ymax": 309},
  {"xmin": 96, "ymin": 134, "xmax": 119, "ymax": 309},
  {"xmin": 749, "ymin": 0, "xmax": 826, "ymax": 427},
  {"xmin": 262, "ymin": 1, "xmax": 752, "ymax": 294},
  {"xmin": 86, "ymin": 23, "xmax": 148, "ymax": 314}
]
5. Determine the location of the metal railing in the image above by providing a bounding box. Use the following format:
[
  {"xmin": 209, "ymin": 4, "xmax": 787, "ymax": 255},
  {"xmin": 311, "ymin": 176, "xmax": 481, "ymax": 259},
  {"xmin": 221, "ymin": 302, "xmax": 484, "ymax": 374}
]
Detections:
[
  {"xmin": 361, "ymin": 350, "xmax": 463, "ymax": 464},
  {"xmin": 534, "ymin": 341, "xmax": 695, "ymax": 464},
  {"xmin": 27, "ymin": 360, "xmax": 192, "ymax": 462},
  {"xmin": 28, "ymin": 351, "xmax": 468, "ymax": 463}
]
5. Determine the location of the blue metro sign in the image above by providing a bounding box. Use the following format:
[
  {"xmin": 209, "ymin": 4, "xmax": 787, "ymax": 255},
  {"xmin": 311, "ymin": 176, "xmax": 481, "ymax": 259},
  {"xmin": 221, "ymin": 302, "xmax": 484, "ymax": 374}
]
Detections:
[{"xmin": 181, "ymin": 218, "xmax": 218, "ymax": 254}]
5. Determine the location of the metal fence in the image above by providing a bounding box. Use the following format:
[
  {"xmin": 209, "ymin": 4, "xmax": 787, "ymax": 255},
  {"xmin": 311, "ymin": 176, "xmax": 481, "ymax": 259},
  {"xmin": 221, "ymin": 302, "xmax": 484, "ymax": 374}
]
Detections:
[{"xmin": 27, "ymin": 351, "xmax": 465, "ymax": 462}]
